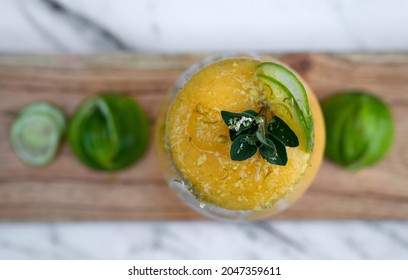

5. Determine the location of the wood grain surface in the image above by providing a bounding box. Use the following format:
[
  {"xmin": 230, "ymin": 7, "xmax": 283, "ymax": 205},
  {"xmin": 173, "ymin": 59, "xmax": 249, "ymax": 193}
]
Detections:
[{"xmin": 0, "ymin": 53, "xmax": 407, "ymax": 221}]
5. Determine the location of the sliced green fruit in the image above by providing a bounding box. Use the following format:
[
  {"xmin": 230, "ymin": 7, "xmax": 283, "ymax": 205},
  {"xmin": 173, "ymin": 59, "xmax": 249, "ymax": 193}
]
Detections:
[
  {"xmin": 68, "ymin": 93, "xmax": 149, "ymax": 171},
  {"xmin": 256, "ymin": 62, "xmax": 312, "ymax": 123},
  {"xmin": 321, "ymin": 93, "xmax": 358, "ymax": 166},
  {"xmin": 256, "ymin": 62, "xmax": 313, "ymax": 151},
  {"xmin": 256, "ymin": 73, "xmax": 312, "ymax": 151},
  {"xmin": 10, "ymin": 102, "xmax": 66, "ymax": 167},
  {"xmin": 321, "ymin": 92, "xmax": 394, "ymax": 171},
  {"xmin": 10, "ymin": 113, "xmax": 61, "ymax": 166},
  {"xmin": 19, "ymin": 102, "xmax": 66, "ymax": 135}
]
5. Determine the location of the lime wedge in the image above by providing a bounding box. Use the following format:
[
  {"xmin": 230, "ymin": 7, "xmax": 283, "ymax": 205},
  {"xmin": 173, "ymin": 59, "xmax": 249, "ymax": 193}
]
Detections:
[
  {"xmin": 256, "ymin": 63, "xmax": 313, "ymax": 151},
  {"xmin": 68, "ymin": 93, "xmax": 149, "ymax": 171}
]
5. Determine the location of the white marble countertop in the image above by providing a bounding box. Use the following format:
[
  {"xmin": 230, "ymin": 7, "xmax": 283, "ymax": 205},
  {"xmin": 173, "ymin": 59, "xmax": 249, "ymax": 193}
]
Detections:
[
  {"xmin": 2, "ymin": 0, "xmax": 408, "ymax": 53},
  {"xmin": 1, "ymin": 0, "xmax": 408, "ymax": 260},
  {"xmin": 1, "ymin": 221, "xmax": 408, "ymax": 259}
]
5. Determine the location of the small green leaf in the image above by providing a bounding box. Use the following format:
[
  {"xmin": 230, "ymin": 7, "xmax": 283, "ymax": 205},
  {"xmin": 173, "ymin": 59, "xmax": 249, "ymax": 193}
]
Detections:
[
  {"xmin": 221, "ymin": 110, "xmax": 257, "ymax": 132},
  {"xmin": 255, "ymin": 126, "xmax": 270, "ymax": 147},
  {"xmin": 260, "ymin": 137, "xmax": 288, "ymax": 166},
  {"xmin": 230, "ymin": 134, "xmax": 258, "ymax": 161},
  {"xmin": 242, "ymin": 110, "xmax": 258, "ymax": 117},
  {"xmin": 242, "ymin": 133, "xmax": 259, "ymax": 146},
  {"xmin": 268, "ymin": 116, "xmax": 299, "ymax": 147},
  {"xmin": 221, "ymin": 109, "xmax": 293, "ymax": 166},
  {"xmin": 259, "ymin": 138, "xmax": 276, "ymax": 160},
  {"xmin": 229, "ymin": 123, "xmax": 258, "ymax": 141}
]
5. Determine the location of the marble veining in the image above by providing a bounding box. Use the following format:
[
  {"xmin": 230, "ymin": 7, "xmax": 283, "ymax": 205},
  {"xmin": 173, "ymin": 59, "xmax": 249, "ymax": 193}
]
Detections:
[
  {"xmin": 1, "ymin": 0, "xmax": 408, "ymax": 53},
  {"xmin": 0, "ymin": 0, "xmax": 408, "ymax": 259},
  {"xmin": 1, "ymin": 221, "xmax": 408, "ymax": 259},
  {"xmin": 16, "ymin": 0, "xmax": 130, "ymax": 52}
]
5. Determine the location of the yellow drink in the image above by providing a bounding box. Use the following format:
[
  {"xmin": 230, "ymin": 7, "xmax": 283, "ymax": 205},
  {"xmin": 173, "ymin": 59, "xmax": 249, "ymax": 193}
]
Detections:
[{"xmin": 156, "ymin": 55, "xmax": 324, "ymax": 219}]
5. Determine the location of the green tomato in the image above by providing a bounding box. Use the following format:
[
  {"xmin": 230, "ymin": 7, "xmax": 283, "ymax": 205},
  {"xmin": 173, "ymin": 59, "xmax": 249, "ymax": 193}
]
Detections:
[
  {"xmin": 321, "ymin": 92, "xmax": 394, "ymax": 171},
  {"xmin": 69, "ymin": 93, "xmax": 149, "ymax": 171}
]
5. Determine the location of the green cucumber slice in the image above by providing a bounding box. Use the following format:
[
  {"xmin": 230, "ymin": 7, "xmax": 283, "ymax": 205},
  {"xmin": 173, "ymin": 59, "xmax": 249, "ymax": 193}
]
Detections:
[
  {"xmin": 256, "ymin": 62, "xmax": 312, "ymax": 121},
  {"xmin": 256, "ymin": 62, "xmax": 313, "ymax": 151},
  {"xmin": 10, "ymin": 113, "xmax": 61, "ymax": 166},
  {"xmin": 19, "ymin": 102, "xmax": 66, "ymax": 134},
  {"xmin": 257, "ymin": 74, "xmax": 312, "ymax": 151}
]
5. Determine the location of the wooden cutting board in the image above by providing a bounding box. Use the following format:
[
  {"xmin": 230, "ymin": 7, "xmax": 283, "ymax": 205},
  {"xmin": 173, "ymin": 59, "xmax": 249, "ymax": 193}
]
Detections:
[{"xmin": 0, "ymin": 53, "xmax": 407, "ymax": 221}]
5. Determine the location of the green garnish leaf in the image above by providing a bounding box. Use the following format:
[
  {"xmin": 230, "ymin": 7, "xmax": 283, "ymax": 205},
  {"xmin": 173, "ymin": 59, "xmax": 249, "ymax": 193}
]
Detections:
[
  {"xmin": 260, "ymin": 137, "xmax": 288, "ymax": 166},
  {"xmin": 256, "ymin": 128, "xmax": 267, "ymax": 145},
  {"xmin": 268, "ymin": 116, "xmax": 299, "ymax": 147},
  {"xmin": 230, "ymin": 134, "xmax": 258, "ymax": 161},
  {"xmin": 259, "ymin": 138, "xmax": 276, "ymax": 158},
  {"xmin": 256, "ymin": 124, "xmax": 274, "ymax": 149},
  {"xmin": 221, "ymin": 110, "xmax": 257, "ymax": 132},
  {"xmin": 222, "ymin": 108, "xmax": 299, "ymax": 166},
  {"xmin": 229, "ymin": 124, "xmax": 257, "ymax": 141},
  {"xmin": 242, "ymin": 110, "xmax": 259, "ymax": 117}
]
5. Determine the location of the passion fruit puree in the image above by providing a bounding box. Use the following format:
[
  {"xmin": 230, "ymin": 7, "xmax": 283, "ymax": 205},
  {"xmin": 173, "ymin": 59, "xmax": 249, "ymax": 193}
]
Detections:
[{"xmin": 167, "ymin": 58, "xmax": 312, "ymax": 210}]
